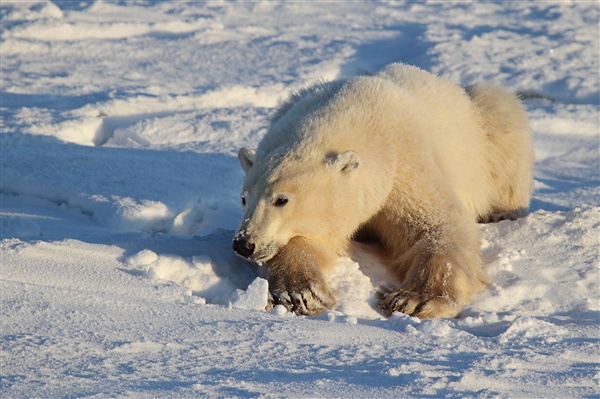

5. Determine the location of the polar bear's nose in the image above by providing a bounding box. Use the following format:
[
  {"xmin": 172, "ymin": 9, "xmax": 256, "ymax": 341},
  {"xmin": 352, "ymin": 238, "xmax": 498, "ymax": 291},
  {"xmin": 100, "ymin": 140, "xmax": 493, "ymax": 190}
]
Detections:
[{"xmin": 233, "ymin": 237, "xmax": 255, "ymax": 259}]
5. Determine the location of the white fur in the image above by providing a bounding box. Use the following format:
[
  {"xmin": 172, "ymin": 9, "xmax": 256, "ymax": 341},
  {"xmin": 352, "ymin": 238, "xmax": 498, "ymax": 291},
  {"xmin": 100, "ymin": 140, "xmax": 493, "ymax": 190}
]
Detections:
[{"xmin": 235, "ymin": 63, "xmax": 533, "ymax": 318}]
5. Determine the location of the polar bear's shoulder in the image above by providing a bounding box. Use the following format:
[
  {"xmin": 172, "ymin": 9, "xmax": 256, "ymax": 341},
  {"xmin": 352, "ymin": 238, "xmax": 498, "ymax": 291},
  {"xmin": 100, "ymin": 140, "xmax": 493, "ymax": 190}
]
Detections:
[{"xmin": 271, "ymin": 80, "xmax": 345, "ymax": 124}]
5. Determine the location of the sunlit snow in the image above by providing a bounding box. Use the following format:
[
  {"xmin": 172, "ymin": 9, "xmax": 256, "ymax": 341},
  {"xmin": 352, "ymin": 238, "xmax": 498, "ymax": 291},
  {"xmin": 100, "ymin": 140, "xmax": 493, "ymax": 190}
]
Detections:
[{"xmin": 1, "ymin": 1, "xmax": 598, "ymax": 398}]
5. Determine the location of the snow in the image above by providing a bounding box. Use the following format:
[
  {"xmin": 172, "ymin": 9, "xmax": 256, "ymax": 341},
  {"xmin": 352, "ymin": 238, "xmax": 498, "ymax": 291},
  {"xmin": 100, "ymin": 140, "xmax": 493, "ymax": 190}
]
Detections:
[{"xmin": 1, "ymin": 1, "xmax": 598, "ymax": 398}]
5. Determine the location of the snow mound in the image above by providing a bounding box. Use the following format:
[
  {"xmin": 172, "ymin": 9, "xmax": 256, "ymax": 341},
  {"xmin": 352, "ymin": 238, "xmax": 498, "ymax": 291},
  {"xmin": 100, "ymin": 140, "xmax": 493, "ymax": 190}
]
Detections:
[
  {"xmin": 127, "ymin": 250, "xmax": 242, "ymax": 306},
  {"xmin": 230, "ymin": 277, "xmax": 269, "ymax": 311}
]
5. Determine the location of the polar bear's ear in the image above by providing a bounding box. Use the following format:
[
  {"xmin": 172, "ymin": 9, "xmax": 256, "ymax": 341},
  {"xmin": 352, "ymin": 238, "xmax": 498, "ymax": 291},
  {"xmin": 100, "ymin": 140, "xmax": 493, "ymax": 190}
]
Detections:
[
  {"xmin": 238, "ymin": 148, "xmax": 257, "ymax": 173},
  {"xmin": 329, "ymin": 150, "xmax": 361, "ymax": 175}
]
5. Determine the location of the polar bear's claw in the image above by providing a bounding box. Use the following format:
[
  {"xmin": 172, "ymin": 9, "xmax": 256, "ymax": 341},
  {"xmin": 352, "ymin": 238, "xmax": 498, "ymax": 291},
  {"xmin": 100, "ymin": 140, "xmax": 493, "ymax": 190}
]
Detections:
[
  {"xmin": 379, "ymin": 289, "xmax": 459, "ymax": 319},
  {"xmin": 269, "ymin": 283, "xmax": 335, "ymax": 316}
]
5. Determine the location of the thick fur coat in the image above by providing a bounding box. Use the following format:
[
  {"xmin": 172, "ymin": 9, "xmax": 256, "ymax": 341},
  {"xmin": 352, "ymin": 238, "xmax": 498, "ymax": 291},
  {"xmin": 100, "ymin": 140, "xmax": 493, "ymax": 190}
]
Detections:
[{"xmin": 233, "ymin": 63, "xmax": 533, "ymax": 318}]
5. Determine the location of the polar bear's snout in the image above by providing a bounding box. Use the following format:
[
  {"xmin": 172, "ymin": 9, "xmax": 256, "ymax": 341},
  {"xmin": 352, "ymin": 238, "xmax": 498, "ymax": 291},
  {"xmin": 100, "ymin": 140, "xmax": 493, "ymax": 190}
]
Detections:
[{"xmin": 232, "ymin": 236, "xmax": 255, "ymax": 259}]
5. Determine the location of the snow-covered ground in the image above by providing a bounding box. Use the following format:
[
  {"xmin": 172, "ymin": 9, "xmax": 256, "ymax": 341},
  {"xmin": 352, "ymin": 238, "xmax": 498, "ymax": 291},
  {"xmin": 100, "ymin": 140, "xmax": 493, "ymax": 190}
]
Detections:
[{"xmin": 1, "ymin": 1, "xmax": 599, "ymax": 398}]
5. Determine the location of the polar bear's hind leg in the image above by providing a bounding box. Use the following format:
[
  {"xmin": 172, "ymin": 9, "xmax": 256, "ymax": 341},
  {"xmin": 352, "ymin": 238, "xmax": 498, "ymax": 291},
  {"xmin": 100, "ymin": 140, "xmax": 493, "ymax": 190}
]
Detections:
[{"xmin": 466, "ymin": 83, "xmax": 534, "ymax": 223}]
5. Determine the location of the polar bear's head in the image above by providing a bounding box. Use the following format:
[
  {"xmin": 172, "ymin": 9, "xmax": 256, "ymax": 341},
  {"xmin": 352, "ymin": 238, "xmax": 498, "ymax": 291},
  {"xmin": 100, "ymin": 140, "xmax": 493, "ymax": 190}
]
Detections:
[{"xmin": 232, "ymin": 147, "xmax": 361, "ymax": 262}]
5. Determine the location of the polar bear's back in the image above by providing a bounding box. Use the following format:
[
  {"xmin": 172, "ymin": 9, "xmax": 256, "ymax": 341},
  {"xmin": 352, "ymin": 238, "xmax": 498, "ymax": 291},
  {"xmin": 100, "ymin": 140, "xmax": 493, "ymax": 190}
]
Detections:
[
  {"xmin": 376, "ymin": 64, "xmax": 496, "ymax": 216},
  {"xmin": 376, "ymin": 63, "xmax": 532, "ymax": 220}
]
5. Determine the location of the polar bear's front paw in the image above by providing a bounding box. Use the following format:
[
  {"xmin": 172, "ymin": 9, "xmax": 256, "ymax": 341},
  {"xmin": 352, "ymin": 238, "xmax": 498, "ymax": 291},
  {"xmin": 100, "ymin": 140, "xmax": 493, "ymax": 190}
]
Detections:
[
  {"xmin": 268, "ymin": 280, "xmax": 335, "ymax": 316},
  {"xmin": 378, "ymin": 289, "xmax": 460, "ymax": 319}
]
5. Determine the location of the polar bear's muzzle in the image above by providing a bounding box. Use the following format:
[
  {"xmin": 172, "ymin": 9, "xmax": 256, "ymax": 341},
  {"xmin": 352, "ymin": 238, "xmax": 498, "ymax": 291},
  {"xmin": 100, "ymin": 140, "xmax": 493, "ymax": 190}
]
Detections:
[
  {"xmin": 232, "ymin": 234, "xmax": 278, "ymax": 263},
  {"xmin": 232, "ymin": 236, "xmax": 256, "ymax": 259}
]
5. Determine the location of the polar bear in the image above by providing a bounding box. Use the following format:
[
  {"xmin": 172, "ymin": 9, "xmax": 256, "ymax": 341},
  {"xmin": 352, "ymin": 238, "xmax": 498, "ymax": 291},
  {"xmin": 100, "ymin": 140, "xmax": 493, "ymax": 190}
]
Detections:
[{"xmin": 233, "ymin": 63, "xmax": 533, "ymax": 319}]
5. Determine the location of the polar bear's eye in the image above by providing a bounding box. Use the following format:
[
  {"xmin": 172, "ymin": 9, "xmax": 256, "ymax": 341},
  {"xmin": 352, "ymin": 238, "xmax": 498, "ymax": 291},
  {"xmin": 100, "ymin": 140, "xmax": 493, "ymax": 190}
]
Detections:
[{"xmin": 273, "ymin": 196, "xmax": 288, "ymax": 207}]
